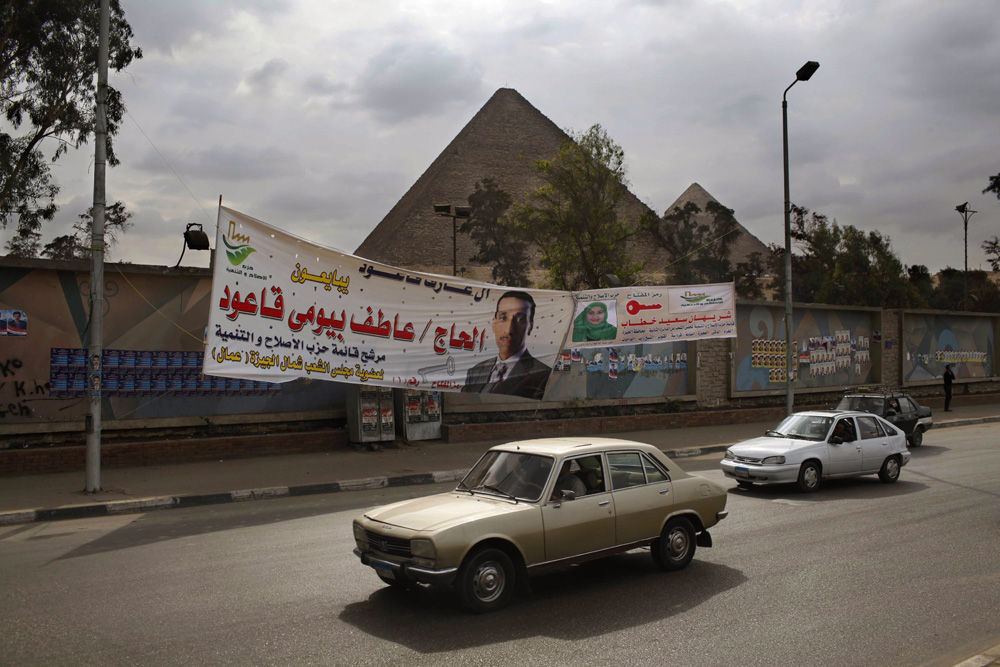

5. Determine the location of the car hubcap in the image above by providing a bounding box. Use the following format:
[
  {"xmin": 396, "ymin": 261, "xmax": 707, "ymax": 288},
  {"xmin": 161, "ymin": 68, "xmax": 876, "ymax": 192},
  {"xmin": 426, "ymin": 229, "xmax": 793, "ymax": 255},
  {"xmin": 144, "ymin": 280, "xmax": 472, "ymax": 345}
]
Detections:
[
  {"xmin": 804, "ymin": 467, "xmax": 818, "ymax": 488},
  {"xmin": 668, "ymin": 528, "xmax": 689, "ymax": 561},
  {"xmin": 887, "ymin": 459, "xmax": 899, "ymax": 478},
  {"xmin": 472, "ymin": 562, "xmax": 504, "ymax": 602}
]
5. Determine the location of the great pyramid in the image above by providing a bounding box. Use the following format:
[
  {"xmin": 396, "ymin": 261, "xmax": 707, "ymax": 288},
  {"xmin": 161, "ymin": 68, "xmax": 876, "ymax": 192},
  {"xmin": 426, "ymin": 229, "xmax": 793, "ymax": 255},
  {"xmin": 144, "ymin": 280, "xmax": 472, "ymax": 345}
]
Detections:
[{"xmin": 356, "ymin": 88, "xmax": 769, "ymax": 284}]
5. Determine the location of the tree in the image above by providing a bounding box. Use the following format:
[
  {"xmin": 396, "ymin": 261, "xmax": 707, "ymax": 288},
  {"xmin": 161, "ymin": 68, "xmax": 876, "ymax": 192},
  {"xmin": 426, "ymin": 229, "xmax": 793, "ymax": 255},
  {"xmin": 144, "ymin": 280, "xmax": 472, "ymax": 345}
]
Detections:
[
  {"xmin": 693, "ymin": 201, "xmax": 742, "ymax": 283},
  {"xmin": 769, "ymin": 204, "xmax": 922, "ymax": 308},
  {"xmin": 654, "ymin": 201, "xmax": 703, "ymax": 285},
  {"xmin": 984, "ymin": 173, "xmax": 1000, "ymax": 200},
  {"xmin": 983, "ymin": 236, "xmax": 1000, "ymax": 272},
  {"xmin": 907, "ymin": 264, "xmax": 935, "ymax": 305},
  {"xmin": 1, "ymin": 0, "xmax": 142, "ymax": 244},
  {"xmin": 511, "ymin": 124, "xmax": 654, "ymax": 290},
  {"xmin": 734, "ymin": 251, "xmax": 766, "ymax": 300},
  {"xmin": 40, "ymin": 200, "xmax": 132, "ymax": 260},
  {"xmin": 460, "ymin": 178, "xmax": 530, "ymax": 287}
]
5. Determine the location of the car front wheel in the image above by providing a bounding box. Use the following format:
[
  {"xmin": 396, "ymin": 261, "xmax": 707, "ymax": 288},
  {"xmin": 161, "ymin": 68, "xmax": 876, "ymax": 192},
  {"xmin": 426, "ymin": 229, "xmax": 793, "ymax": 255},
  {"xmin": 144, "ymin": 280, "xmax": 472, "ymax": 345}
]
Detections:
[
  {"xmin": 797, "ymin": 461, "xmax": 821, "ymax": 493},
  {"xmin": 652, "ymin": 517, "xmax": 696, "ymax": 571},
  {"xmin": 457, "ymin": 547, "xmax": 515, "ymax": 613},
  {"xmin": 878, "ymin": 456, "xmax": 901, "ymax": 483},
  {"xmin": 908, "ymin": 428, "xmax": 923, "ymax": 447}
]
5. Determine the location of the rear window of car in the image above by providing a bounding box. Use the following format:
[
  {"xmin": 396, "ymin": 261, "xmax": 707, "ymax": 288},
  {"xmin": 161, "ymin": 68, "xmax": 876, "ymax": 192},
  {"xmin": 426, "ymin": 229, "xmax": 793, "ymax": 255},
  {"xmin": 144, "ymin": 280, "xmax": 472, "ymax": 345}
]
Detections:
[{"xmin": 836, "ymin": 396, "xmax": 884, "ymax": 415}]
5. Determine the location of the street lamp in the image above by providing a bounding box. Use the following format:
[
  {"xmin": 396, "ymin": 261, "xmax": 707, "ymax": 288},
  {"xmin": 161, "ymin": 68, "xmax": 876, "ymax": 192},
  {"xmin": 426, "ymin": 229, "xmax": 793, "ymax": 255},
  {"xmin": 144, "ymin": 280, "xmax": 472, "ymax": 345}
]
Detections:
[
  {"xmin": 955, "ymin": 202, "xmax": 976, "ymax": 310},
  {"xmin": 782, "ymin": 60, "xmax": 819, "ymax": 416},
  {"xmin": 433, "ymin": 204, "xmax": 471, "ymax": 276}
]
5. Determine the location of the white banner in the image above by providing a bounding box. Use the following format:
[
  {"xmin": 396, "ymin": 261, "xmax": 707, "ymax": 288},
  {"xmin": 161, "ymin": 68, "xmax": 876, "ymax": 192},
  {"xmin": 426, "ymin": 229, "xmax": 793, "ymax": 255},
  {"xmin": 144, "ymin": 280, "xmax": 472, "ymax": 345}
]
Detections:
[
  {"xmin": 568, "ymin": 283, "xmax": 736, "ymax": 349},
  {"xmin": 204, "ymin": 207, "xmax": 573, "ymax": 400}
]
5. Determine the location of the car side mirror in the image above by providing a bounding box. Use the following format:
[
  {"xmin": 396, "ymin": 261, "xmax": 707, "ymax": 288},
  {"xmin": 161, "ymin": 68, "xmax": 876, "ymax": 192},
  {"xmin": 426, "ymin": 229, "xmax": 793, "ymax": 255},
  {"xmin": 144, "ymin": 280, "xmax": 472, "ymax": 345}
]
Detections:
[
  {"xmin": 558, "ymin": 490, "xmax": 576, "ymax": 501},
  {"xmin": 885, "ymin": 409, "xmax": 896, "ymax": 417},
  {"xmin": 829, "ymin": 436, "xmax": 844, "ymax": 445}
]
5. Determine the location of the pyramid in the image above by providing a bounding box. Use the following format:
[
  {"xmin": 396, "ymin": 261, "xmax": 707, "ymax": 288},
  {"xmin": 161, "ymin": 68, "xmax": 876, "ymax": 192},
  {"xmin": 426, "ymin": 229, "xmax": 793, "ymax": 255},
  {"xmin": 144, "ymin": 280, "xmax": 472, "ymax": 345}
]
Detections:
[{"xmin": 356, "ymin": 88, "xmax": 769, "ymax": 283}]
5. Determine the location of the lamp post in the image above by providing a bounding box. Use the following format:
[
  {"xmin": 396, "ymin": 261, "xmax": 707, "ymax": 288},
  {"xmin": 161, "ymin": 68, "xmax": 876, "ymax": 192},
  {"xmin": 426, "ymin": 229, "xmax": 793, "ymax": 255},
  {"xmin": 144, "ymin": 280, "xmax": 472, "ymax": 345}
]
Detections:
[
  {"xmin": 433, "ymin": 204, "xmax": 471, "ymax": 276},
  {"xmin": 955, "ymin": 202, "xmax": 976, "ymax": 310},
  {"xmin": 782, "ymin": 60, "xmax": 819, "ymax": 416}
]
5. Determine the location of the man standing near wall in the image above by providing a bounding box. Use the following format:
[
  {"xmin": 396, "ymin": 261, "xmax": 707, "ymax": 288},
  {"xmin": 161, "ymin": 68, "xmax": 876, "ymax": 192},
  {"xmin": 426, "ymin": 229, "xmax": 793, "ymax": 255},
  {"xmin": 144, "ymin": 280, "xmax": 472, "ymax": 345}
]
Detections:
[{"xmin": 943, "ymin": 364, "xmax": 955, "ymax": 412}]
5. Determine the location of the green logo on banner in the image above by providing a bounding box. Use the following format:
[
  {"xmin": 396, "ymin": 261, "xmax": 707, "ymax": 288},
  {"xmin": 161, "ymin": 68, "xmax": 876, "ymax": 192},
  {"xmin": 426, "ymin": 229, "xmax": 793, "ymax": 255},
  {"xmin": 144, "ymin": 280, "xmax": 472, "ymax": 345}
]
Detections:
[{"xmin": 223, "ymin": 234, "xmax": 256, "ymax": 266}]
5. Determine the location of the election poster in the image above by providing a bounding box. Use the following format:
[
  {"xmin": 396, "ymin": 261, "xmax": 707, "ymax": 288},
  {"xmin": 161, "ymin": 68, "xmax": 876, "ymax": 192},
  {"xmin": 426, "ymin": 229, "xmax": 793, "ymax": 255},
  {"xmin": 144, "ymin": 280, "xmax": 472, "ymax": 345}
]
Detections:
[
  {"xmin": 204, "ymin": 207, "xmax": 740, "ymax": 398},
  {"xmin": 567, "ymin": 283, "xmax": 736, "ymax": 349},
  {"xmin": 204, "ymin": 207, "xmax": 573, "ymax": 400}
]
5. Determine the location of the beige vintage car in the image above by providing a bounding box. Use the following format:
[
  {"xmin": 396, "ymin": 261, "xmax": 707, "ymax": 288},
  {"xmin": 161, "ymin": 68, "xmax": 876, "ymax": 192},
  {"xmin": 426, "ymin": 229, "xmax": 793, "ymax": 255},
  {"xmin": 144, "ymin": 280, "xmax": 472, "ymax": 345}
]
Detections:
[{"xmin": 353, "ymin": 437, "xmax": 729, "ymax": 612}]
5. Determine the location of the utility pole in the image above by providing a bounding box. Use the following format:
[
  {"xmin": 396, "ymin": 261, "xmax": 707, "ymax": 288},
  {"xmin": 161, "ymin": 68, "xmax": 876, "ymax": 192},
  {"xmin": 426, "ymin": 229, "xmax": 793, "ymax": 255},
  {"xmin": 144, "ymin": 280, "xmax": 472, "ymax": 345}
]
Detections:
[{"xmin": 86, "ymin": 0, "xmax": 110, "ymax": 492}]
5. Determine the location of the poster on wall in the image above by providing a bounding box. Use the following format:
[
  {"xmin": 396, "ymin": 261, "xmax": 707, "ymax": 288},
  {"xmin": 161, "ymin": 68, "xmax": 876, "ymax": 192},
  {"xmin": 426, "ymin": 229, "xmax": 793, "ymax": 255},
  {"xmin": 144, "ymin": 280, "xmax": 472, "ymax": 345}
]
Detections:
[
  {"xmin": 733, "ymin": 304, "xmax": 876, "ymax": 392},
  {"xmin": 203, "ymin": 207, "xmax": 574, "ymax": 400},
  {"xmin": 569, "ymin": 283, "xmax": 736, "ymax": 348},
  {"xmin": 902, "ymin": 313, "xmax": 995, "ymax": 383},
  {"xmin": 204, "ymin": 207, "xmax": 745, "ymax": 400}
]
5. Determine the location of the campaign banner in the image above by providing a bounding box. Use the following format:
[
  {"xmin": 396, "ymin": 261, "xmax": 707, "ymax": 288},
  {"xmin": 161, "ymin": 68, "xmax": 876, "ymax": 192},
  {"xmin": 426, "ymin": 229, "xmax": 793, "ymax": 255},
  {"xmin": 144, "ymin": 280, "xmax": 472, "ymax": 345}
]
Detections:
[
  {"xmin": 204, "ymin": 207, "xmax": 573, "ymax": 400},
  {"xmin": 568, "ymin": 283, "xmax": 736, "ymax": 348}
]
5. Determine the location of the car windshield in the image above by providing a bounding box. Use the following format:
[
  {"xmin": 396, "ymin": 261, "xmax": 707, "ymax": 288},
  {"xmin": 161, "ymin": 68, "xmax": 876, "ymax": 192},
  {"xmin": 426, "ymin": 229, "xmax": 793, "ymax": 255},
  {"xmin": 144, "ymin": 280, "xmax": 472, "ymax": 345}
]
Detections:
[
  {"xmin": 459, "ymin": 451, "xmax": 554, "ymax": 502},
  {"xmin": 773, "ymin": 415, "xmax": 834, "ymax": 441},
  {"xmin": 836, "ymin": 396, "xmax": 884, "ymax": 415}
]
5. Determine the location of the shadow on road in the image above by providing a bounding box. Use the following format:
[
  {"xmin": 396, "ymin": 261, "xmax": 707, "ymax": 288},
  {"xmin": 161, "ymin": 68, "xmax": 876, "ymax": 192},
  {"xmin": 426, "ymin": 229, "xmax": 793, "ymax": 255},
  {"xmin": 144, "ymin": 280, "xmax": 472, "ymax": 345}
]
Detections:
[
  {"xmin": 906, "ymin": 444, "xmax": 950, "ymax": 458},
  {"xmin": 339, "ymin": 554, "xmax": 746, "ymax": 651},
  {"xmin": 725, "ymin": 476, "xmax": 929, "ymax": 501}
]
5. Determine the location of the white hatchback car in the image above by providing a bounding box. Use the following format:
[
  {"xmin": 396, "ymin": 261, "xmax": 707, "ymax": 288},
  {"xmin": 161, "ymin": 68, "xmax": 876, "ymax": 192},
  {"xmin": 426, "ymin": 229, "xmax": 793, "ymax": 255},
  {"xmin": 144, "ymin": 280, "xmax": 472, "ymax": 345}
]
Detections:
[{"xmin": 720, "ymin": 410, "xmax": 911, "ymax": 493}]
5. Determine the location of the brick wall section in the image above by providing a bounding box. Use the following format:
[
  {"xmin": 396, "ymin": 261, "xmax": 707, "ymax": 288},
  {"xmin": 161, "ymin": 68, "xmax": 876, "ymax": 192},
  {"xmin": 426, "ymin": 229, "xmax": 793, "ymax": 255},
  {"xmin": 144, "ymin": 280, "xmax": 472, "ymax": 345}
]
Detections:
[
  {"xmin": 696, "ymin": 339, "xmax": 732, "ymax": 409},
  {"xmin": 0, "ymin": 430, "xmax": 348, "ymax": 477},
  {"xmin": 882, "ymin": 309, "xmax": 902, "ymax": 385},
  {"xmin": 444, "ymin": 404, "xmax": 788, "ymax": 443}
]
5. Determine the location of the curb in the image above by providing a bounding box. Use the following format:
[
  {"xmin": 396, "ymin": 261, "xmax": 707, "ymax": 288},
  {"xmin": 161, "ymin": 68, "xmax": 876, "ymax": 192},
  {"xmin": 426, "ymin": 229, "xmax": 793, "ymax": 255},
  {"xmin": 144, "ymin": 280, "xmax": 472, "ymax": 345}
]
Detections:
[
  {"xmin": 952, "ymin": 642, "xmax": 1000, "ymax": 667},
  {"xmin": 0, "ymin": 417, "xmax": 993, "ymax": 527}
]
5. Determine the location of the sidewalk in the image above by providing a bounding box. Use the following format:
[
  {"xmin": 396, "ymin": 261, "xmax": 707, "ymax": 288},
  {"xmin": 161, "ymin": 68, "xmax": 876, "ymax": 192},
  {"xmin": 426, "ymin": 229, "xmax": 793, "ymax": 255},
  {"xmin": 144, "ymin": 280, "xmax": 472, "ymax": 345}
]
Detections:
[{"xmin": 1, "ymin": 402, "xmax": 998, "ymax": 525}]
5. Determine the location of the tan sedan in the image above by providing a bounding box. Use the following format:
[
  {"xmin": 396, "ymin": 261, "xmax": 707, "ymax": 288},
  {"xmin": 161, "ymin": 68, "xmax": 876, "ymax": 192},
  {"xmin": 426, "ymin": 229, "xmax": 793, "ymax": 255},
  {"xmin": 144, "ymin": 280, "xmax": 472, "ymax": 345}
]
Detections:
[{"xmin": 353, "ymin": 437, "xmax": 729, "ymax": 612}]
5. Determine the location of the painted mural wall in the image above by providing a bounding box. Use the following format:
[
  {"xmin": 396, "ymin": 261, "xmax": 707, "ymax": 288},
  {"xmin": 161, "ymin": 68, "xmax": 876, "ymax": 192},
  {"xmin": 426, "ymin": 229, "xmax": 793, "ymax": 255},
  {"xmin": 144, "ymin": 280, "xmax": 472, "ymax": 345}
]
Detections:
[
  {"xmin": 733, "ymin": 303, "xmax": 878, "ymax": 393},
  {"xmin": 542, "ymin": 342, "xmax": 691, "ymax": 401},
  {"xmin": 901, "ymin": 312, "xmax": 996, "ymax": 383},
  {"xmin": 0, "ymin": 261, "xmax": 342, "ymax": 427}
]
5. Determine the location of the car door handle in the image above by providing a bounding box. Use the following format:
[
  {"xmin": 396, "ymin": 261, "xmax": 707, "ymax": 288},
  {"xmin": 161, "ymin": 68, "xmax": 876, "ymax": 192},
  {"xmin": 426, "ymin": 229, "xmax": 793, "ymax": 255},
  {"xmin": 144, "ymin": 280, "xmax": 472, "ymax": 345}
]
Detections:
[
  {"xmin": 598, "ymin": 500, "xmax": 610, "ymax": 506},
  {"xmin": 659, "ymin": 489, "xmax": 670, "ymax": 495}
]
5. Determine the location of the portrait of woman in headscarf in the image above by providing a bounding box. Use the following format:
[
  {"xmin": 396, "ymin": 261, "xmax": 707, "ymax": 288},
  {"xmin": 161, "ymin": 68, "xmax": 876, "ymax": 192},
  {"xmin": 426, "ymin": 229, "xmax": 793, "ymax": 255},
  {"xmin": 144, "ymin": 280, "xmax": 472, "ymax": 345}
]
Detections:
[{"xmin": 572, "ymin": 301, "xmax": 617, "ymax": 342}]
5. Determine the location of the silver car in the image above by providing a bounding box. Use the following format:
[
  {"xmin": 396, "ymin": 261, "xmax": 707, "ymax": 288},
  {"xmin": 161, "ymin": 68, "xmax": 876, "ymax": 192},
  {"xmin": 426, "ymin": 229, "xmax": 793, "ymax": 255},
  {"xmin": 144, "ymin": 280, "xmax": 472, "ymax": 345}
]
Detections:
[{"xmin": 720, "ymin": 410, "xmax": 911, "ymax": 493}]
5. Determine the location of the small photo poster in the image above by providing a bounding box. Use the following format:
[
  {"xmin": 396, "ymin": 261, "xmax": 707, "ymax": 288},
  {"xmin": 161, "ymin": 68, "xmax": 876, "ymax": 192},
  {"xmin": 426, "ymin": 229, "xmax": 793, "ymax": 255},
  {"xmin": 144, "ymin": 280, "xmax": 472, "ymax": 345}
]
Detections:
[{"xmin": 4, "ymin": 309, "xmax": 27, "ymax": 336}]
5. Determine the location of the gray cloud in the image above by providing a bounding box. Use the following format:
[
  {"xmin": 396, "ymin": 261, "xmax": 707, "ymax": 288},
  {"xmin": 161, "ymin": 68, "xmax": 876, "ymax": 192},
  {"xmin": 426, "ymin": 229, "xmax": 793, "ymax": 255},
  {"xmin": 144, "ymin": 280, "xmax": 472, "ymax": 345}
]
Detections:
[
  {"xmin": 241, "ymin": 58, "xmax": 291, "ymax": 98},
  {"xmin": 354, "ymin": 42, "xmax": 486, "ymax": 123}
]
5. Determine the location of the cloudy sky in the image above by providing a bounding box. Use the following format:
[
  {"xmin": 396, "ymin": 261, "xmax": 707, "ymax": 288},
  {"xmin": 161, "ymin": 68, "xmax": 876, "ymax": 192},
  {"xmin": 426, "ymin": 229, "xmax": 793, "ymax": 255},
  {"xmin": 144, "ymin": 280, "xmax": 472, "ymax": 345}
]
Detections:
[{"xmin": 7, "ymin": 0, "xmax": 999, "ymax": 273}]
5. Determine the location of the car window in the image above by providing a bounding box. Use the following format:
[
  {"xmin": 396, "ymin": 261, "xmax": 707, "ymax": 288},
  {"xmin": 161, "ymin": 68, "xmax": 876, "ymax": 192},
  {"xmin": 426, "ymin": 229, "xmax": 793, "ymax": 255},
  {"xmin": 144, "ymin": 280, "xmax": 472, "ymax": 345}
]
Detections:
[
  {"xmin": 462, "ymin": 451, "xmax": 554, "ymax": 501},
  {"xmin": 641, "ymin": 454, "xmax": 668, "ymax": 483},
  {"xmin": 573, "ymin": 455, "xmax": 607, "ymax": 496},
  {"xmin": 878, "ymin": 417, "xmax": 900, "ymax": 435},
  {"xmin": 608, "ymin": 452, "xmax": 646, "ymax": 490},
  {"xmin": 856, "ymin": 416, "xmax": 882, "ymax": 439},
  {"xmin": 898, "ymin": 397, "xmax": 915, "ymax": 413},
  {"xmin": 873, "ymin": 418, "xmax": 886, "ymax": 437},
  {"xmin": 776, "ymin": 414, "xmax": 833, "ymax": 440},
  {"xmin": 831, "ymin": 418, "xmax": 857, "ymax": 441}
]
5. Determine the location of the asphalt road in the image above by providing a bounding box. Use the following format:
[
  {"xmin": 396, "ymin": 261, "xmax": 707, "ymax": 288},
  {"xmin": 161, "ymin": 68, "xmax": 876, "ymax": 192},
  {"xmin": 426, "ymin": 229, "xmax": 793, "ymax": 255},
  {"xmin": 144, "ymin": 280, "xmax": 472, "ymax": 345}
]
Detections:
[{"xmin": 1, "ymin": 424, "xmax": 998, "ymax": 667}]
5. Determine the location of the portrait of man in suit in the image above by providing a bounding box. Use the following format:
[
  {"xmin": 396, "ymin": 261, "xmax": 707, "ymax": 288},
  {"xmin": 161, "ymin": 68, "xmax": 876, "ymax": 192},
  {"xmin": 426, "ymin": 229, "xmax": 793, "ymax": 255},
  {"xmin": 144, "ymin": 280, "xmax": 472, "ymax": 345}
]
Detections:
[{"xmin": 462, "ymin": 291, "xmax": 551, "ymax": 400}]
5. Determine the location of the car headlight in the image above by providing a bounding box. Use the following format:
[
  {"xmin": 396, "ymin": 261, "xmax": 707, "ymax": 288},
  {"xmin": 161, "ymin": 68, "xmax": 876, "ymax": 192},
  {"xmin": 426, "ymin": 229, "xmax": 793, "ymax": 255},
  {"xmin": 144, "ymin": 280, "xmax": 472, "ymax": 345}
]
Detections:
[
  {"xmin": 353, "ymin": 522, "xmax": 366, "ymax": 542},
  {"xmin": 410, "ymin": 539, "xmax": 436, "ymax": 559},
  {"xmin": 761, "ymin": 456, "xmax": 786, "ymax": 465},
  {"xmin": 724, "ymin": 450, "xmax": 735, "ymax": 460}
]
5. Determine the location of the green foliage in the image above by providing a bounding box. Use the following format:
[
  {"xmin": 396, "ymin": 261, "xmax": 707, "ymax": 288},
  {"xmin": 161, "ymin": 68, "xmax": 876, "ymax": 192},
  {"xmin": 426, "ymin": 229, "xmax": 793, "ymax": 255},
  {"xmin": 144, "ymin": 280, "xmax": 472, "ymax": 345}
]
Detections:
[
  {"xmin": 655, "ymin": 201, "xmax": 702, "ymax": 285},
  {"xmin": 38, "ymin": 200, "xmax": 133, "ymax": 260},
  {"xmin": 929, "ymin": 268, "xmax": 1000, "ymax": 312},
  {"xmin": 984, "ymin": 173, "xmax": 1000, "ymax": 200},
  {"xmin": 983, "ymin": 237, "xmax": 999, "ymax": 272},
  {"xmin": 907, "ymin": 264, "xmax": 935, "ymax": 305},
  {"xmin": 1, "ymin": 0, "xmax": 142, "ymax": 242},
  {"xmin": 460, "ymin": 178, "xmax": 530, "ymax": 287},
  {"xmin": 511, "ymin": 124, "xmax": 653, "ymax": 290},
  {"xmin": 768, "ymin": 205, "xmax": 923, "ymax": 309}
]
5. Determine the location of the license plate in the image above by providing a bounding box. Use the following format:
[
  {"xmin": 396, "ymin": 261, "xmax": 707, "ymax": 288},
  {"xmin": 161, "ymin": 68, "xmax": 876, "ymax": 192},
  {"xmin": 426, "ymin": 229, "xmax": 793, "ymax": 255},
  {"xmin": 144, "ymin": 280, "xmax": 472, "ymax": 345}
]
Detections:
[
  {"xmin": 373, "ymin": 561, "xmax": 395, "ymax": 579},
  {"xmin": 735, "ymin": 467, "xmax": 749, "ymax": 478}
]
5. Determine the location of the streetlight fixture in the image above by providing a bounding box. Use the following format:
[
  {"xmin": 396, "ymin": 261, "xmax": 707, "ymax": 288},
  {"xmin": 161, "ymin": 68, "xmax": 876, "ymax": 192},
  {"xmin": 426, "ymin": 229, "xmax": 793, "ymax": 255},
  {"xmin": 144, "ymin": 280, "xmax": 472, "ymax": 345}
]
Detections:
[
  {"xmin": 433, "ymin": 204, "xmax": 471, "ymax": 276},
  {"xmin": 955, "ymin": 202, "xmax": 976, "ymax": 310},
  {"xmin": 782, "ymin": 60, "xmax": 819, "ymax": 416}
]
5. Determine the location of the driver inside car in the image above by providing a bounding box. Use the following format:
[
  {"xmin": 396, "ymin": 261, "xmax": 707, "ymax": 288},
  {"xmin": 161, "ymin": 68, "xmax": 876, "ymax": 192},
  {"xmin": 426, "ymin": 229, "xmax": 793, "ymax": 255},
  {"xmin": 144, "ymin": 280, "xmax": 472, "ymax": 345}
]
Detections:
[{"xmin": 552, "ymin": 460, "xmax": 586, "ymax": 500}]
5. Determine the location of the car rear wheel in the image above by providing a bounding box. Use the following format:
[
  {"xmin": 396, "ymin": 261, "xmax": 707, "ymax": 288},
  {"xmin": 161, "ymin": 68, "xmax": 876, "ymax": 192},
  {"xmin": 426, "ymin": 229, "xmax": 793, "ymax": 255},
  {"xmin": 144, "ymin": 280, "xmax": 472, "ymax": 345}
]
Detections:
[
  {"xmin": 908, "ymin": 428, "xmax": 923, "ymax": 447},
  {"xmin": 797, "ymin": 461, "xmax": 821, "ymax": 493},
  {"xmin": 652, "ymin": 517, "xmax": 696, "ymax": 571},
  {"xmin": 878, "ymin": 455, "xmax": 901, "ymax": 483},
  {"xmin": 457, "ymin": 547, "xmax": 515, "ymax": 613}
]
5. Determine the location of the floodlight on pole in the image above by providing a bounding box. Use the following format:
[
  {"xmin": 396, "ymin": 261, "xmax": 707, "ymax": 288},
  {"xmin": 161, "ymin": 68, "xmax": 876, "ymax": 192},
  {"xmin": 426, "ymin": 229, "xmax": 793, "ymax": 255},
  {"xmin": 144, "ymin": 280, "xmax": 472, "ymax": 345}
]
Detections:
[
  {"xmin": 433, "ymin": 204, "xmax": 471, "ymax": 276},
  {"xmin": 955, "ymin": 202, "xmax": 976, "ymax": 309},
  {"xmin": 782, "ymin": 60, "xmax": 819, "ymax": 416}
]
